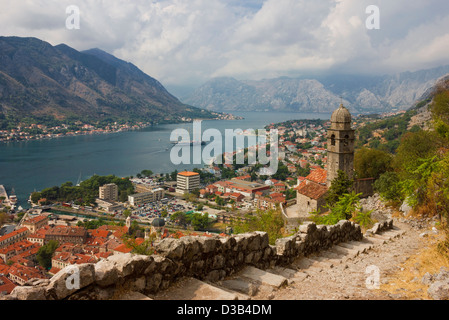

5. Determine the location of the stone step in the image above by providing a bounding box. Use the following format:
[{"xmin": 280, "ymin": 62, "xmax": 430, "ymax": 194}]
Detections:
[
  {"xmin": 292, "ymin": 257, "xmax": 316, "ymax": 270},
  {"xmin": 117, "ymin": 291, "xmax": 153, "ymax": 300},
  {"xmin": 294, "ymin": 256, "xmax": 332, "ymax": 270},
  {"xmin": 267, "ymin": 266, "xmax": 299, "ymax": 279},
  {"xmin": 239, "ymin": 266, "xmax": 288, "ymax": 289},
  {"xmin": 330, "ymin": 245, "xmax": 360, "ymax": 258},
  {"xmin": 307, "ymin": 255, "xmax": 334, "ymax": 269},
  {"xmin": 155, "ymin": 277, "xmax": 240, "ymax": 300},
  {"xmin": 267, "ymin": 266, "xmax": 309, "ymax": 284},
  {"xmin": 363, "ymin": 236, "xmax": 387, "ymax": 245},
  {"xmin": 381, "ymin": 230, "xmax": 403, "ymax": 238},
  {"xmin": 370, "ymin": 234, "xmax": 392, "ymax": 241},
  {"xmin": 316, "ymin": 250, "xmax": 347, "ymax": 264},
  {"xmin": 220, "ymin": 278, "xmax": 258, "ymax": 297},
  {"xmin": 290, "ymin": 271, "xmax": 309, "ymax": 283},
  {"xmin": 215, "ymin": 280, "xmax": 252, "ymax": 300},
  {"xmin": 337, "ymin": 242, "xmax": 367, "ymax": 253},
  {"xmin": 347, "ymin": 240, "xmax": 374, "ymax": 251}
]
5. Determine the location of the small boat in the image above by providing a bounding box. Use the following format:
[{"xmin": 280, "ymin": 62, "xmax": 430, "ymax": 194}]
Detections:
[{"xmin": 9, "ymin": 188, "xmax": 17, "ymax": 204}]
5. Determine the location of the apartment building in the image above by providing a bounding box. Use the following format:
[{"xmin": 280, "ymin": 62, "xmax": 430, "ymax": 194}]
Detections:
[
  {"xmin": 99, "ymin": 183, "xmax": 118, "ymax": 201},
  {"xmin": 176, "ymin": 171, "xmax": 200, "ymax": 194}
]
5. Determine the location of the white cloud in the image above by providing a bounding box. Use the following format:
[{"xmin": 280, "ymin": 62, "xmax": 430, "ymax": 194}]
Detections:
[{"xmin": 0, "ymin": 0, "xmax": 448, "ymax": 91}]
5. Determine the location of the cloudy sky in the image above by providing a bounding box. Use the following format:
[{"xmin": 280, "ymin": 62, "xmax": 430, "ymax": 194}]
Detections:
[{"xmin": 1, "ymin": 0, "xmax": 449, "ymax": 96}]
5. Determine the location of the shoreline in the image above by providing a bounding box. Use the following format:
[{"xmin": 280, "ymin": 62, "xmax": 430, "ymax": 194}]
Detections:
[{"xmin": 0, "ymin": 115, "xmax": 244, "ymax": 145}]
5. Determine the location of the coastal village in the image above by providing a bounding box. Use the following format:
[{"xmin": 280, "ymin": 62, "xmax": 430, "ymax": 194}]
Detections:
[
  {"xmin": 0, "ymin": 106, "xmax": 402, "ymax": 296},
  {"xmin": 0, "ymin": 113, "xmax": 240, "ymax": 143}
]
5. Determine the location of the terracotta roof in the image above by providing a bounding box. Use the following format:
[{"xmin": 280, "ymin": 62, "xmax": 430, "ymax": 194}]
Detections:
[
  {"xmin": 95, "ymin": 252, "xmax": 113, "ymax": 259},
  {"xmin": 230, "ymin": 192, "xmax": 243, "ymax": 198},
  {"xmin": 48, "ymin": 267, "xmax": 61, "ymax": 275},
  {"xmin": 178, "ymin": 171, "xmax": 200, "ymax": 177},
  {"xmin": 45, "ymin": 226, "xmax": 87, "ymax": 237},
  {"xmin": 296, "ymin": 182, "xmax": 328, "ymax": 200},
  {"xmin": 8, "ymin": 263, "xmax": 47, "ymax": 282},
  {"xmin": 88, "ymin": 229, "xmax": 110, "ymax": 238},
  {"xmin": 0, "ymin": 275, "xmax": 16, "ymax": 294},
  {"xmin": 113, "ymin": 238, "xmax": 145, "ymax": 253},
  {"xmin": 234, "ymin": 174, "xmax": 251, "ymax": 180},
  {"xmin": 23, "ymin": 215, "xmax": 47, "ymax": 225},
  {"xmin": 0, "ymin": 263, "xmax": 11, "ymax": 275},
  {"xmin": 305, "ymin": 168, "xmax": 327, "ymax": 185},
  {"xmin": 0, "ymin": 227, "xmax": 29, "ymax": 244},
  {"xmin": 270, "ymin": 192, "xmax": 285, "ymax": 199}
]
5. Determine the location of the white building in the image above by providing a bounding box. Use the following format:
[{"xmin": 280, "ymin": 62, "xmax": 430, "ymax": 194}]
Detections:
[
  {"xmin": 128, "ymin": 188, "xmax": 165, "ymax": 206},
  {"xmin": 176, "ymin": 171, "xmax": 200, "ymax": 194}
]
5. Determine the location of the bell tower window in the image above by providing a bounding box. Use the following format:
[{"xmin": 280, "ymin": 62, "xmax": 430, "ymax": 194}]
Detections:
[{"xmin": 331, "ymin": 134, "xmax": 336, "ymax": 146}]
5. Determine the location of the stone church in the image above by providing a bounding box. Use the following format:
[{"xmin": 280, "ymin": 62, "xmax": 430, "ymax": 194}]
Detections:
[{"xmin": 294, "ymin": 103, "xmax": 373, "ymax": 217}]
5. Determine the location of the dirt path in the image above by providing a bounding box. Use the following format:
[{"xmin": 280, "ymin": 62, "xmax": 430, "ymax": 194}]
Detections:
[{"xmin": 265, "ymin": 219, "xmax": 443, "ymax": 300}]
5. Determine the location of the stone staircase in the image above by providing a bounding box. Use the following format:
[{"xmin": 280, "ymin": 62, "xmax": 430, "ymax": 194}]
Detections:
[{"xmin": 136, "ymin": 226, "xmax": 406, "ymax": 301}]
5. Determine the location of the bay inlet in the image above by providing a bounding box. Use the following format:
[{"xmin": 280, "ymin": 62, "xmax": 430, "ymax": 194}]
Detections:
[{"xmin": 0, "ymin": 111, "xmax": 331, "ymax": 208}]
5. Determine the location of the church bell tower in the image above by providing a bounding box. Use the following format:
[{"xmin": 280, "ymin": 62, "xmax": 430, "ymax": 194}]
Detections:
[{"xmin": 326, "ymin": 104, "xmax": 355, "ymax": 187}]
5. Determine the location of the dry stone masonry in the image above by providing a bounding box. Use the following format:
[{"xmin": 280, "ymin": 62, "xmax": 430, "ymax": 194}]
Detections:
[{"xmin": 3, "ymin": 219, "xmax": 393, "ymax": 300}]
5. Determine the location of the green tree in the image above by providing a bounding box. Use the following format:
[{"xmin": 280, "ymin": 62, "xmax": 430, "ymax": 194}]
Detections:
[
  {"xmin": 215, "ymin": 196, "xmax": 225, "ymax": 206},
  {"xmin": 36, "ymin": 240, "xmax": 59, "ymax": 270},
  {"xmin": 141, "ymin": 170, "xmax": 153, "ymax": 178},
  {"xmin": 188, "ymin": 212, "xmax": 210, "ymax": 231},
  {"xmin": 123, "ymin": 209, "xmax": 132, "ymax": 218},
  {"xmin": 170, "ymin": 170, "xmax": 178, "ymax": 181},
  {"xmin": 354, "ymin": 147, "xmax": 393, "ymax": 179},
  {"xmin": 170, "ymin": 211, "xmax": 188, "ymax": 227},
  {"xmin": 374, "ymin": 171, "xmax": 402, "ymax": 202},
  {"xmin": 325, "ymin": 170, "xmax": 354, "ymax": 206},
  {"xmin": 312, "ymin": 191, "xmax": 362, "ymax": 225},
  {"xmin": 352, "ymin": 210, "xmax": 374, "ymax": 229},
  {"xmin": 232, "ymin": 209, "xmax": 285, "ymax": 245},
  {"xmin": 393, "ymin": 130, "xmax": 440, "ymax": 179}
]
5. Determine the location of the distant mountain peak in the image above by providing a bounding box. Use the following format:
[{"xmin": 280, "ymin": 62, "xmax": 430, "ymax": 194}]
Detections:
[
  {"xmin": 0, "ymin": 36, "xmax": 216, "ymax": 123},
  {"xmin": 183, "ymin": 67, "xmax": 449, "ymax": 114}
]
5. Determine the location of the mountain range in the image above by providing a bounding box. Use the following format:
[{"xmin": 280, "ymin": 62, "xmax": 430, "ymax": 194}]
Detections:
[
  {"xmin": 0, "ymin": 36, "xmax": 220, "ymax": 125},
  {"xmin": 182, "ymin": 66, "xmax": 449, "ymax": 114}
]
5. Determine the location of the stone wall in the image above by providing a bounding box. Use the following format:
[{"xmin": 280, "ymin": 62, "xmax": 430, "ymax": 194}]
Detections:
[
  {"xmin": 3, "ymin": 219, "xmax": 393, "ymax": 300},
  {"xmin": 354, "ymin": 178, "xmax": 375, "ymax": 199}
]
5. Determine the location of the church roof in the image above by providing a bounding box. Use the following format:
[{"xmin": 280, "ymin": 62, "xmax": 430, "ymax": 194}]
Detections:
[
  {"xmin": 305, "ymin": 168, "xmax": 327, "ymax": 185},
  {"xmin": 331, "ymin": 104, "xmax": 352, "ymax": 123},
  {"xmin": 152, "ymin": 218, "xmax": 166, "ymax": 227},
  {"xmin": 296, "ymin": 181, "xmax": 328, "ymax": 200}
]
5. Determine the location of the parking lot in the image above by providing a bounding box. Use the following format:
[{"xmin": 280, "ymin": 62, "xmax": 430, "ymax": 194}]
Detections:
[{"xmin": 116, "ymin": 197, "xmax": 225, "ymax": 224}]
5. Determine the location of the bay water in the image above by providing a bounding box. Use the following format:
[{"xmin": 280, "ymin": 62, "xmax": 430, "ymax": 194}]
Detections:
[{"xmin": 0, "ymin": 111, "xmax": 331, "ymax": 207}]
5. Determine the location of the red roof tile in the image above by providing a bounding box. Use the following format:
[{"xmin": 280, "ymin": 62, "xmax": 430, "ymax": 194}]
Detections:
[
  {"xmin": 305, "ymin": 168, "xmax": 327, "ymax": 185},
  {"xmin": 296, "ymin": 182, "xmax": 328, "ymax": 200},
  {"xmin": 0, "ymin": 276, "xmax": 16, "ymax": 294}
]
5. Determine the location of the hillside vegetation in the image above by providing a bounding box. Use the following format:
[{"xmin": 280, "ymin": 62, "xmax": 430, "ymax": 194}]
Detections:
[{"xmin": 355, "ymin": 78, "xmax": 449, "ymax": 256}]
